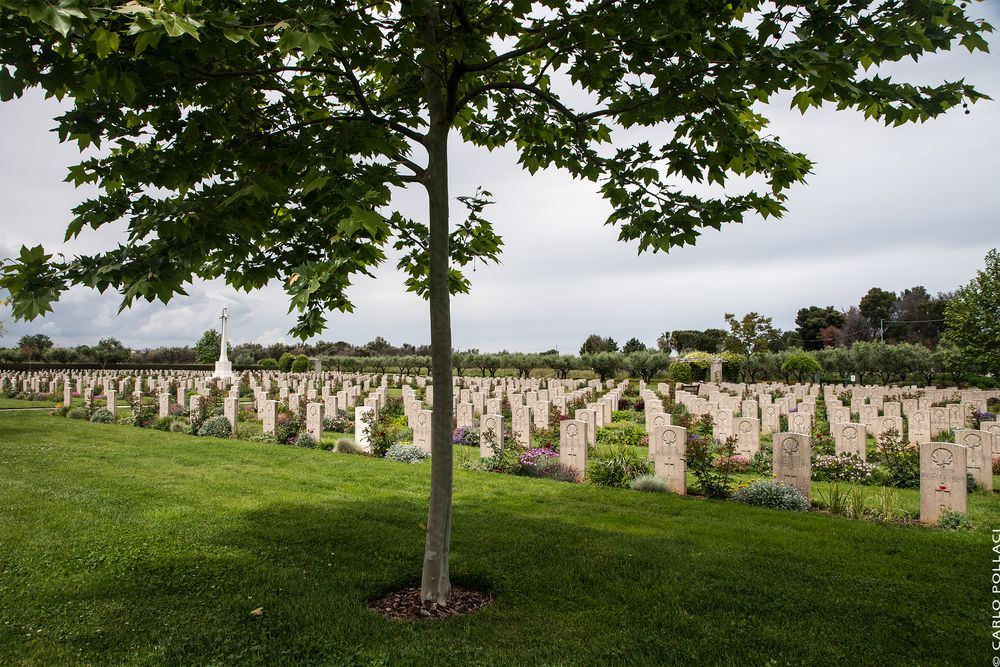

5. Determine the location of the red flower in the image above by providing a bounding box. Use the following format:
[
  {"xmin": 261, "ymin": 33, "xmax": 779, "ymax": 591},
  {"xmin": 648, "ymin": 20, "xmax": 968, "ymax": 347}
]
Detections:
[{"xmin": 938, "ymin": 485, "xmax": 947, "ymax": 491}]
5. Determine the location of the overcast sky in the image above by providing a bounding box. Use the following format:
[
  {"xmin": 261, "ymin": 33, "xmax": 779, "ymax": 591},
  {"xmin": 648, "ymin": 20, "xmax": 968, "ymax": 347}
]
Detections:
[{"xmin": 1, "ymin": 8, "xmax": 998, "ymax": 354}]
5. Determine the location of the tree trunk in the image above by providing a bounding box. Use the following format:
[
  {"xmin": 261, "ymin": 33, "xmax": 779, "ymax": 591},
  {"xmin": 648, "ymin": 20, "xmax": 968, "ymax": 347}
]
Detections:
[{"xmin": 419, "ymin": 3, "xmax": 454, "ymax": 605}]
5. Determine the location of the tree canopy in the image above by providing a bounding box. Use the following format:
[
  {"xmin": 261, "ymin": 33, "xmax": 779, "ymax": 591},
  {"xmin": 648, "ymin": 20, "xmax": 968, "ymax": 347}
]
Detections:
[
  {"xmin": 945, "ymin": 248, "xmax": 1000, "ymax": 377},
  {"xmin": 0, "ymin": 0, "xmax": 991, "ymax": 604}
]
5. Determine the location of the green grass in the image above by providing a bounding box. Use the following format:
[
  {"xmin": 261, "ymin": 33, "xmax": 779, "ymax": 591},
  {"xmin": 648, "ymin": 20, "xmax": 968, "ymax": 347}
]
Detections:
[
  {"xmin": 0, "ymin": 411, "xmax": 994, "ymax": 665},
  {"xmin": 0, "ymin": 397, "xmax": 58, "ymax": 409}
]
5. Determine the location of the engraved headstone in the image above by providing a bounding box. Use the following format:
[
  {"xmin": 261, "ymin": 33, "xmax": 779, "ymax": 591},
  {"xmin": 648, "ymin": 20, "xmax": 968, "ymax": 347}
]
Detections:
[
  {"xmin": 954, "ymin": 429, "xmax": 993, "ymax": 492},
  {"xmin": 652, "ymin": 425, "xmax": 687, "ymax": 495},
  {"xmin": 306, "ymin": 402, "xmax": 323, "ymax": 443},
  {"xmin": 559, "ymin": 420, "xmax": 588, "ymax": 475},
  {"xmin": 773, "ymin": 432, "xmax": 811, "ymax": 499},
  {"xmin": 480, "ymin": 414, "xmax": 504, "ymax": 458},
  {"xmin": 919, "ymin": 442, "xmax": 967, "ymax": 524},
  {"xmin": 834, "ymin": 422, "xmax": 867, "ymax": 461}
]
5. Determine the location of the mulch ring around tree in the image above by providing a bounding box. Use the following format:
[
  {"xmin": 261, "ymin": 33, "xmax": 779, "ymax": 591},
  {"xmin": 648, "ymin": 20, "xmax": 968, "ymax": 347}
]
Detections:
[{"xmin": 368, "ymin": 586, "xmax": 493, "ymax": 620}]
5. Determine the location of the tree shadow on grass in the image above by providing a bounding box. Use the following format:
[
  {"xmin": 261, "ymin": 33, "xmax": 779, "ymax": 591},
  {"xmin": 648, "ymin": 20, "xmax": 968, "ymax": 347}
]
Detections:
[{"xmin": 40, "ymin": 491, "xmax": 988, "ymax": 666}]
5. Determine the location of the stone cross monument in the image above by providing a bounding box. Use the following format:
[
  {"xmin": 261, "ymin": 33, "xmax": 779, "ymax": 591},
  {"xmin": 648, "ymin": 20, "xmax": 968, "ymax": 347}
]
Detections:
[{"xmin": 213, "ymin": 307, "xmax": 235, "ymax": 379}]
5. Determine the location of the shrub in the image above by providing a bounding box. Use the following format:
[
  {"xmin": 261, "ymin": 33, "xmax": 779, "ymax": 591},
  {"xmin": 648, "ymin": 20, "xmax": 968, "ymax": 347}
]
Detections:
[
  {"xmin": 670, "ymin": 362, "xmax": 692, "ymax": 383},
  {"xmin": 630, "ymin": 475, "xmax": 670, "ymax": 493},
  {"xmin": 612, "ymin": 409, "xmax": 643, "ymax": 423},
  {"xmin": 152, "ymin": 416, "xmax": 174, "ymax": 431},
  {"xmin": 813, "ymin": 454, "xmax": 877, "ymax": 483},
  {"xmin": 715, "ymin": 454, "xmax": 751, "ymax": 473},
  {"xmin": 67, "ymin": 407, "xmax": 87, "ymax": 420},
  {"xmin": 323, "ymin": 410, "xmax": 353, "ymax": 433},
  {"xmin": 452, "ymin": 426, "xmax": 480, "ymax": 447},
  {"xmin": 528, "ymin": 461, "xmax": 580, "ymax": 483},
  {"xmin": 875, "ymin": 427, "xmax": 919, "ymax": 488},
  {"xmin": 277, "ymin": 352, "xmax": 295, "ymax": 372},
  {"xmin": 169, "ymin": 420, "xmax": 189, "ymax": 433},
  {"xmin": 334, "ymin": 438, "xmax": 363, "ymax": 455},
  {"xmin": 293, "ymin": 431, "xmax": 317, "ymax": 448},
  {"xmin": 686, "ymin": 432, "xmax": 737, "ymax": 499},
  {"xmin": 385, "ymin": 444, "xmax": 430, "ymax": 463},
  {"xmin": 596, "ymin": 422, "xmax": 646, "ymax": 448},
  {"xmin": 994, "ymin": 454, "xmax": 1000, "ymax": 475},
  {"xmin": 258, "ymin": 357, "xmax": 278, "ymax": 368},
  {"xmin": 749, "ymin": 445, "xmax": 773, "ymax": 475},
  {"xmin": 732, "ymin": 480, "xmax": 809, "ymax": 511},
  {"xmin": 938, "ymin": 510, "xmax": 973, "ymax": 530},
  {"xmin": 90, "ymin": 408, "xmax": 115, "ymax": 424},
  {"xmin": 197, "ymin": 415, "xmax": 232, "ymax": 438},
  {"xmin": 49, "ymin": 403, "xmax": 70, "ymax": 417},
  {"xmin": 586, "ymin": 446, "xmax": 652, "ymax": 488},
  {"xmin": 290, "ymin": 354, "xmax": 310, "ymax": 373},
  {"xmin": 517, "ymin": 447, "xmax": 555, "ymax": 465}
]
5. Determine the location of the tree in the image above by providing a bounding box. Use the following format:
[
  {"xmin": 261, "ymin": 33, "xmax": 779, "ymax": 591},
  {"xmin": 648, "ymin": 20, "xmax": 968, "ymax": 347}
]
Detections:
[
  {"xmin": 1, "ymin": 1, "xmax": 988, "ymax": 605},
  {"xmin": 194, "ymin": 329, "xmax": 230, "ymax": 364},
  {"xmin": 723, "ymin": 312, "xmax": 776, "ymax": 380},
  {"xmin": 363, "ymin": 336, "xmax": 394, "ymax": 356},
  {"xmin": 92, "ymin": 337, "xmax": 130, "ymax": 367},
  {"xmin": 781, "ymin": 351, "xmax": 822, "ymax": 382},
  {"xmin": 765, "ymin": 329, "xmax": 802, "ymax": 353},
  {"xmin": 625, "ymin": 351, "xmax": 670, "ymax": 382},
  {"xmin": 839, "ymin": 307, "xmax": 874, "ymax": 346},
  {"xmin": 795, "ymin": 306, "xmax": 845, "ymax": 351},
  {"xmin": 584, "ymin": 352, "xmax": 624, "ymax": 383},
  {"xmin": 17, "ymin": 333, "xmax": 53, "ymax": 361},
  {"xmin": 290, "ymin": 354, "xmax": 310, "ymax": 373},
  {"xmin": 859, "ymin": 288, "xmax": 898, "ymax": 340},
  {"xmin": 451, "ymin": 351, "xmax": 470, "ymax": 376},
  {"xmin": 677, "ymin": 329, "xmax": 727, "ymax": 354},
  {"xmin": 895, "ymin": 286, "xmax": 930, "ymax": 343},
  {"xmin": 622, "ymin": 337, "xmax": 647, "ymax": 355},
  {"xmin": 545, "ymin": 354, "xmax": 578, "ymax": 379},
  {"xmin": 277, "ymin": 352, "xmax": 295, "ymax": 373},
  {"xmin": 945, "ymin": 249, "xmax": 1000, "ymax": 377},
  {"xmin": 579, "ymin": 334, "xmax": 618, "ymax": 355},
  {"xmin": 656, "ymin": 331, "xmax": 675, "ymax": 353},
  {"xmin": 508, "ymin": 353, "xmax": 539, "ymax": 379}
]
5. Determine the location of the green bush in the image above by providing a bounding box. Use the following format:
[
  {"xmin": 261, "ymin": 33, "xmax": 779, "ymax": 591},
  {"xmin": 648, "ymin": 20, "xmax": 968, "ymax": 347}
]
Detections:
[
  {"xmin": 258, "ymin": 357, "xmax": 278, "ymax": 368},
  {"xmin": 732, "ymin": 480, "xmax": 809, "ymax": 511},
  {"xmin": 612, "ymin": 409, "xmax": 643, "ymax": 423},
  {"xmin": 587, "ymin": 446, "xmax": 652, "ymax": 488},
  {"xmin": 151, "ymin": 416, "xmax": 174, "ymax": 431},
  {"xmin": 290, "ymin": 354, "xmax": 310, "ymax": 373},
  {"xmin": 630, "ymin": 475, "xmax": 670, "ymax": 493},
  {"xmin": 670, "ymin": 362, "xmax": 693, "ymax": 383},
  {"xmin": 67, "ymin": 407, "xmax": 87, "ymax": 420},
  {"xmin": 686, "ymin": 428, "xmax": 737, "ymax": 499},
  {"xmin": 334, "ymin": 438, "xmax": 363, "ymax": 455},
  {"xmin": 596, "ymin": 422, "xmax": 646, "ymax": 448},
  {"xmin": 169, "ymin": 420, "xmax": 189, "ymax": 433},
  {"xmin": 197, "ymin": 415, "xmax": 232, "ymax": 438},
  {"xmin": 90, "ymin": 408, "xmax": 115, "ymax": 424},
  {"xmin": 938, "ymin": 510, "xmax": 973, "ymax": 530},
  {"xmin": 277, "ymin": 352, "xmax": 295, "ymax": 372},
  {"xmin": 385, "ymin": 444, "xmax": 430, "ymax": 463},
  {"xmin": 293, "ymin": 431, "xmax": 316, "ymax": 448},
  {"xmin": 875, "ymin": 427, "xmax": 919, "ymax": 488}
]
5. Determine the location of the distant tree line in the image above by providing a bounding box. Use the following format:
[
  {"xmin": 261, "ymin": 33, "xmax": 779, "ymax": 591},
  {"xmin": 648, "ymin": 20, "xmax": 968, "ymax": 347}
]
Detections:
[{"xmin": 3, "ymin": 250, "xmax": 995, "ymax": 385}]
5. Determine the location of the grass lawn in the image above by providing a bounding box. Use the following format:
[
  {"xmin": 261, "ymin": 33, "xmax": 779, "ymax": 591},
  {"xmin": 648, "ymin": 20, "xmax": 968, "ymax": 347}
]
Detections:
[
  {"xmin": 0, "ymin": 411, "xmax": 995, "ymax": 665},
  {"xmin": 0, "ymin": 397, "xmax": 58, "ymax": 409}
]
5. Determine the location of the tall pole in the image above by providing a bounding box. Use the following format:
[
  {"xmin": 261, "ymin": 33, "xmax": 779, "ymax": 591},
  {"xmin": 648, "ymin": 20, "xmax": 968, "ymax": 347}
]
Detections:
[{"xmin": 879, "ymin": 318, "xmax": 884, "ymax": 344}]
